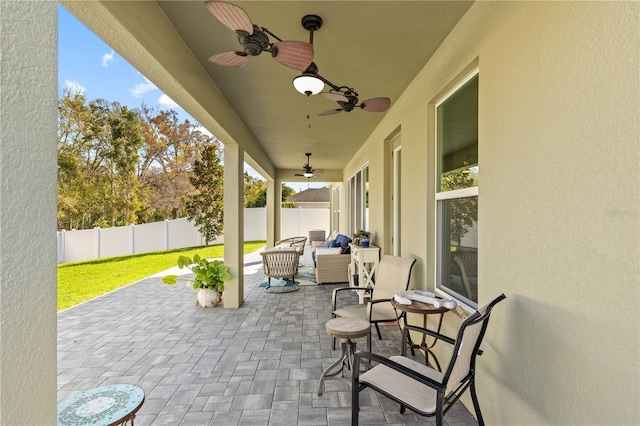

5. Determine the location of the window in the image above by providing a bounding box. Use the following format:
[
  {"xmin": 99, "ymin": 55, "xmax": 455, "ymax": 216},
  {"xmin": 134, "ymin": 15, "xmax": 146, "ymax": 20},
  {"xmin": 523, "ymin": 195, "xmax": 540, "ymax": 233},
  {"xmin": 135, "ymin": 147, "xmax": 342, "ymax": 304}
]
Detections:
[
  {"xmin": 347, "ymin": 164, "xmax": 369, "ymax": 235},
  {"xmin": 435, "ymin": 72, "xmax": 478, "ymax": 307}
]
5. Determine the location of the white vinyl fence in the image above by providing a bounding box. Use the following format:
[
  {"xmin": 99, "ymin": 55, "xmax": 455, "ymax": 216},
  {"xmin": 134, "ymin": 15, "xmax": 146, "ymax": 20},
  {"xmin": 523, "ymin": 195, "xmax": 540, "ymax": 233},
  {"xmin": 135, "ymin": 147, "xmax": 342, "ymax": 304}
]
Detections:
[{"xmin": 57, "ymin": 207, "xmax": 329, "ymax": 264}]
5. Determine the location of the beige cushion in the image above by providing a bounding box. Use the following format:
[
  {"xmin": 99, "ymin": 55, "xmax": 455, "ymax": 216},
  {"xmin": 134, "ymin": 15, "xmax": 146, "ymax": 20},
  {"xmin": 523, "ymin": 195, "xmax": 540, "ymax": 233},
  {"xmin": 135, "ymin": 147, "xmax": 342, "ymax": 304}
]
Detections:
[
  {"xmin": 359, "ymin": 356, "xmax": 444, "ymax": 414},
  {"xmin": 316, "ymin": 247, "xmax": 342, "ymax": 255}
]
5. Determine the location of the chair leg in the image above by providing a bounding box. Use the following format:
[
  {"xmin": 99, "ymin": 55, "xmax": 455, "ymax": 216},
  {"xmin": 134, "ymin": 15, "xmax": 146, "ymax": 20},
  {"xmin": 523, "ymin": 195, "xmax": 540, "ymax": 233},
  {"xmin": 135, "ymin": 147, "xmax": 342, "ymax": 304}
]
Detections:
[
  {"xmin": 351, "ymin": 385, "xmax": 359, "ymax": 425},
  {"xmin": 470, "ymin": 379, "xmax": 484, "ymax": 426},
  {"xmin": 374, "ymin": 323, "xmax": 382, "ymax": 340}
]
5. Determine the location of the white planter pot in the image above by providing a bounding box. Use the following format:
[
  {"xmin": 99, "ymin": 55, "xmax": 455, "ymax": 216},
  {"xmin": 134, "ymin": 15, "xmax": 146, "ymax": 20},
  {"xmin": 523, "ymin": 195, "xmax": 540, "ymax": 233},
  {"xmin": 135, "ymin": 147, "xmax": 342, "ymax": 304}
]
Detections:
[{"xmin": 197, "ymin": 289, "xmax": 222, "ymax": 307}]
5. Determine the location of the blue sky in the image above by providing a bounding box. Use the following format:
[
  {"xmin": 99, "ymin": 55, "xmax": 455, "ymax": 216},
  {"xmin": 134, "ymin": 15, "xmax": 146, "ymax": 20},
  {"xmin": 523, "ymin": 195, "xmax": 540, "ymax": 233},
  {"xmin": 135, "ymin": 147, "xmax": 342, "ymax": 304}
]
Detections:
[
  {"xmin": 58, "ymin": 6, "xmax": 182, "ymax": 116},
  {"xmin": 58, "ymin": 5, "xmax": 324, "ymax": 192}
]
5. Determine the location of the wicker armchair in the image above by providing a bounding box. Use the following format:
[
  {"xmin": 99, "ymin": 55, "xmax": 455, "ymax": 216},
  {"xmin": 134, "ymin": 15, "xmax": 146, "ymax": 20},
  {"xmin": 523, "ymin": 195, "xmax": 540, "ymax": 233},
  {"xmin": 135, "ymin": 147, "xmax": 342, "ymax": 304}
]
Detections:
[
  {"xmin": 261, "ymin": 248, "xmax": 301, "ymax": 293},
  {"xmin": 315, "ymin": 250, "xmax": 351, "ymax": 284},
  {"xmin": 275, "ymin": 236, "xmax": 307, "ymax": 255}
]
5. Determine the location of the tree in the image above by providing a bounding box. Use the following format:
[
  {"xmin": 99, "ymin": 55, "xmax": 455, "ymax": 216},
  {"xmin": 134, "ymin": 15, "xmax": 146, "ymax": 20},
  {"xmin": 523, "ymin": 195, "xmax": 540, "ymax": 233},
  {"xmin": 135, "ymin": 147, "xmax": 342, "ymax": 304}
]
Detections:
[
  {"xmin": 243, "ymin": 175, "xmax": 296, "ymax": 208},
  {"xmin": 441, "ymin": 170, "xmax": 478, "ymax": 246},
  {"xmin": 57, "ymin": 91, "xmax": 143, "ymax": 229},
  {"xmin": 244, "ymin": 173, "xmax": 266, "ymax": 208},
  {"xmin": 184, "ymin": 144, "xmax": 225, "ymax": 246},
  {"xmin": 137, "ymin": 105, "xmax": 207, "ymax": 221},
  {"xmin": 57, "ymin": 90, "xmax": 218, "ymax": 229}
]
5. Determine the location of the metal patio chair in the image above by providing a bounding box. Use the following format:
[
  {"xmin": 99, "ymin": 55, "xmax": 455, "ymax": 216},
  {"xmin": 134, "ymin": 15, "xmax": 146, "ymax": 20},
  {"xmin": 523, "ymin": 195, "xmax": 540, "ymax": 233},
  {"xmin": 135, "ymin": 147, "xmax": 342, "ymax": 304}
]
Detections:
[
  {"xmin": 351, "ymin": 294, "xmax": 506, "ymax": 426},
  {"xmin": 331, "ymin": 255, "xmax": 417, "ymax": 350}
]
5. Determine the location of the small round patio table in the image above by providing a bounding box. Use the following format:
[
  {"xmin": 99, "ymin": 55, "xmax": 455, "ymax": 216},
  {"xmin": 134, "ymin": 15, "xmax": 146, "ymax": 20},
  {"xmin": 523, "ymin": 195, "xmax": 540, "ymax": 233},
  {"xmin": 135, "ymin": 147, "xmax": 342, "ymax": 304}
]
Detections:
[
  {"xmin": 391, "ymin": 298, "xmax": 450, "ymax": 371},
  {"xmin": 318, "ymin": 317, "xmax": 371, "ymax": 396},
  {"xmin": 57, "ymin": 383, "xmax": 145, "ymax": 426}
]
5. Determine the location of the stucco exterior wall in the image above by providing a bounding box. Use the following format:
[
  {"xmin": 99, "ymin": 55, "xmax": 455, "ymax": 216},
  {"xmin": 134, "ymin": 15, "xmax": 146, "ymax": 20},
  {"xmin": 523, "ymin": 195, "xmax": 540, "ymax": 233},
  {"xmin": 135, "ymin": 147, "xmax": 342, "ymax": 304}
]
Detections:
[
  {"xmin": 0, "ymin": 1, "xmax": 58, "ymax": 423},
  {"xmin": 343, "ymin": 1, "xmax": 639, "ymax": 424}
]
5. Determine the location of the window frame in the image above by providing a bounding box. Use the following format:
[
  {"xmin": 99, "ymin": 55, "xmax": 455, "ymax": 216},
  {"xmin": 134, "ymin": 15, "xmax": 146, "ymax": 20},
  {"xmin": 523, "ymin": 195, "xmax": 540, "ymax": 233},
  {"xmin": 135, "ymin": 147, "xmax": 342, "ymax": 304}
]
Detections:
[
  {"xmin": 347, "ymin": 163, "xmax": 369, "ymax": 235},
  {"xmin": 434, "ymin": 68, "xmax": 479, "ymax": 310}
]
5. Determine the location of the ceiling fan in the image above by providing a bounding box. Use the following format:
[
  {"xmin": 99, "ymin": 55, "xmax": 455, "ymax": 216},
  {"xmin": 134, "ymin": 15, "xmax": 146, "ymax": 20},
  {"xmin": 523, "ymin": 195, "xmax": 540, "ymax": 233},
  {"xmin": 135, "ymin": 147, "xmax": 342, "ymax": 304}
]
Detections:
[
  {"xmin": 294, "ymin": 153, "xmax": 324, "ymax": 179},
  {"xmin": 205, "ymin": 1, "xmax": 314, "ymax": 71},
  {"xmin": 290, "ymin": 14, "xmax": 391, "ymax": 115},
  {"xmin": 319, "ymin": 89, "xmax": 391, "ymax": 116}
]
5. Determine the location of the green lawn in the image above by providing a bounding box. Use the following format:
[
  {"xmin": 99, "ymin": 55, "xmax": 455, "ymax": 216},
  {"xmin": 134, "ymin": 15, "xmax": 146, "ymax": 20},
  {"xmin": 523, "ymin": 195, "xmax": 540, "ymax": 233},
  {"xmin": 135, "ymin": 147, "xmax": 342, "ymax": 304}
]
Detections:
[{"xmin": 57, "ymin": 241, "xmax": 266, "ymax": 311}]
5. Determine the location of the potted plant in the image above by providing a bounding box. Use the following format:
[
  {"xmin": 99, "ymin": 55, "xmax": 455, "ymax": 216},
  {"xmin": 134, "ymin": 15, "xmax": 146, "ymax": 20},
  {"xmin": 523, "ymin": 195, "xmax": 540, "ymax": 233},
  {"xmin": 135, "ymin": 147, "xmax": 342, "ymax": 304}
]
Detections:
[
  {"xmin": 162, "ymin": 254, "xmax": 231, "ymax": 307},
  {"xmin": 352, "ymin": 229, "xmax": 371, "ymax": 246}
]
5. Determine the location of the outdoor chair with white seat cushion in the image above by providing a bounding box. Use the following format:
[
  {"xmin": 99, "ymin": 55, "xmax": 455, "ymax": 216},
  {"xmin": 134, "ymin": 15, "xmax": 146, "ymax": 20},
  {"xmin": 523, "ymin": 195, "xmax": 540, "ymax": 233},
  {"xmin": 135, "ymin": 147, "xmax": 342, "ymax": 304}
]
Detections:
[
  {"xmin": 331, "ymin": 255, "xmax": 416, "ymax": 350},
  {"xmin": 351, "ymin": 294, "xmax": 506, "ymax": 426}
]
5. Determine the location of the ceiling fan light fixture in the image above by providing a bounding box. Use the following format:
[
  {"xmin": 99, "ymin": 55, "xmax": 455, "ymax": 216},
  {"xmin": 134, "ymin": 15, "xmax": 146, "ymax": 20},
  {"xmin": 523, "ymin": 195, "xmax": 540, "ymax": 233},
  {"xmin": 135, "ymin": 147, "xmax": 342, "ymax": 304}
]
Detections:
[
  {"xmin": 303, "ymin": 172, "xmax": 314, "ymax": 178},
  {"xmin": 293, "ymin": 74, "xmax": 324, "ymax": 96}
]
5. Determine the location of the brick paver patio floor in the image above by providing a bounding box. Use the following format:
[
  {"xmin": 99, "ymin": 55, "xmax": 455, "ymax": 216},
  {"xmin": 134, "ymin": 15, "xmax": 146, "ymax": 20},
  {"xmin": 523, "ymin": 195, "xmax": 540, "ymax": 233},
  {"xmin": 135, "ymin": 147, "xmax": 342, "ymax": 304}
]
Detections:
[{"xmin": 57, "ymin": 247, "xmax": 477, "ymax": 425}]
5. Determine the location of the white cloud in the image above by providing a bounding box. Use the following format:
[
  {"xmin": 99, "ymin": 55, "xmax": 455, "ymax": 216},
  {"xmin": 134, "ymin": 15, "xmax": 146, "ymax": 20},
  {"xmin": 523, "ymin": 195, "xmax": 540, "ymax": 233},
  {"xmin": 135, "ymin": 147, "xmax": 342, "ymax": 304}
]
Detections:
[
  {"xmin": 158, "ymin": 94, "xmax": 180, "ymax": 109},
  {"xmin": 130, "ymin": 77, "xmax": 157, "ymax": 97},
  {"xmin": 65, "ymin": 80, "xmax": 86, "ymax": 94},
  {"xmin": 101, "ymin": 50, "xmax": 115, "ymax": 67}
]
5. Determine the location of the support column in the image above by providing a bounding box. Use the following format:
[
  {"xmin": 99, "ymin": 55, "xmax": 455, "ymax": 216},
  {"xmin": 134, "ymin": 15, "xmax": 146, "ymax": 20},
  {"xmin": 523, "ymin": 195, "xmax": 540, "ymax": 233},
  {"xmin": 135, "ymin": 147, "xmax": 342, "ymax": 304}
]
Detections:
[
  {"xmin": 0, "ymin": 1, "xmax": 57, "ymax": 423},
  {"xmin": 266, "ymin": 180, "xmax": 276, "ymax": 247},
  {"xmin": 223, "ymin": 144, "xmax": 244, "ymax": 308},
  {"xmin": 274, "ymin": 179, "xmax": 283, "ymax": 243}
]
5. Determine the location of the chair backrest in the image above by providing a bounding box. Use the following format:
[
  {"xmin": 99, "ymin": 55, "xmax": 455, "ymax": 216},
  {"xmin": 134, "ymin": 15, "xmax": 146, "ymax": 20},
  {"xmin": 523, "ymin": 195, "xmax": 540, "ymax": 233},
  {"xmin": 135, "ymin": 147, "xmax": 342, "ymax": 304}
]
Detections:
[
  {"xmin": 276, "ymin": 236, "xmax": 307, "ymax": 255},
  {"xmin": 372, "ymin": 255, "xmax": 417, "ymax": 301},
  {"xmin": 261, "ymin": 248, "xmax": 301, "ymax": 278},
  {"xmin": 443, "ymin": 294, "xmax": 506, "ymax": 395}
]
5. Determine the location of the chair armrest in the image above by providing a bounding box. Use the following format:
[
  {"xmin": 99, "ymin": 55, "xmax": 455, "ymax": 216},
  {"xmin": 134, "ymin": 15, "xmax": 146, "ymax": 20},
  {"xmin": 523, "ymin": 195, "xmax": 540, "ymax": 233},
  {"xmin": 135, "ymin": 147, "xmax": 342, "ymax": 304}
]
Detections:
[
  {"xmin": 402, "ymin": 324, "xmax": 483, "ymax": 356},
  {"xmin": 332, "ymin": 286, "xmax": 372, "ymax": 310},
  {"xmin": 352, "ymin": 350, "xmax": 445, "ymax": 392}
]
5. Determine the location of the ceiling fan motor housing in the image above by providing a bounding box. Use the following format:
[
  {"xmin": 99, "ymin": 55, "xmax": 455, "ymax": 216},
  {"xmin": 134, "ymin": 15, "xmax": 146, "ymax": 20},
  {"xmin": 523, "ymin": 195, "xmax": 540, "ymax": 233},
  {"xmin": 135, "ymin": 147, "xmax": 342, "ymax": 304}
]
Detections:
[
  {"xmin": 301, "ymin": 15, "xmax": 323, "ymax": 32},
  {"xmin": 237, "ymin": 26, "xmax": 270, "ymax": 56}
]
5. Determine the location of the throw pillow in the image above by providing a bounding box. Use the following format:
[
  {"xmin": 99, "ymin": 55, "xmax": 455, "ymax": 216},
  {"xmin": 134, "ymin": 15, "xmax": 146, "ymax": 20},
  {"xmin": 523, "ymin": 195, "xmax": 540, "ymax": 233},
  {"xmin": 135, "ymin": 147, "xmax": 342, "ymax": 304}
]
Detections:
[{"xmin": 323, "ymin": 239, "xmax": 336, "ymax": 248}]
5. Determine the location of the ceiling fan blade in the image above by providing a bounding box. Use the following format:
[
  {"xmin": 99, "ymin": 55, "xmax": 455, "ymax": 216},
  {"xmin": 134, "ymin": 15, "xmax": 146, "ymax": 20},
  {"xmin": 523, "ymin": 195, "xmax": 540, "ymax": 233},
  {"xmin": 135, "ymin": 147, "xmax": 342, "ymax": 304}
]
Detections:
[
  {"xmin": 205, "ymin": 1, "xmax": 253, "ymax": 34},
  {"xmin": 360, "ymin": 97, "xmax": 391, "ymax": 112},
  {"xmin": 271, "ymin": 41, "xmax": 314, "ymax": 71},
  {"xmin": 321, "ymin": 92, "xmax": 349, "ymax": 103},
  {"xmin": 208, "ymin": 51, "xmax": 250, "ymax": 68},
  {"xmin": 313, "ymin": 169, "xmax": 324, "ymax": 174},
  {"xmin": 319, "ymin": 109, "xmax": 343, "ymax": 116}
]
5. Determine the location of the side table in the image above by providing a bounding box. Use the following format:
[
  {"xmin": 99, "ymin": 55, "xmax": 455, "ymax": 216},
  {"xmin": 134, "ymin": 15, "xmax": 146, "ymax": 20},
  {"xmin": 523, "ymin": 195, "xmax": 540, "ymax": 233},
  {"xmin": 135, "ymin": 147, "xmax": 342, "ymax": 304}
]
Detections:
[
  {"xmin": 57, "ymin": 384, "xmax": 145, "ymax": 426},
  {"xmin": 390, "ymin": 298, "xmax": 450, "ymax": 371},
  {"xmin": 318, "ymin": 317, "xmax": 371, "ymax": 396},
  {"xmin": 349, "ymin": 244, "xmax": 380, "ymax": 303}
]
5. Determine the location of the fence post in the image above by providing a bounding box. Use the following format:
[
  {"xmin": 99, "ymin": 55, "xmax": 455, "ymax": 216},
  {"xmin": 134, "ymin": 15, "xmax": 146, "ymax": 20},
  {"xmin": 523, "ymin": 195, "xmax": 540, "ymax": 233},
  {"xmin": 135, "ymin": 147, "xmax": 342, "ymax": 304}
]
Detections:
[
  {"xmin": 58, "ymin": 230, "xmax": 64, "ymax": 263},
  {"xmin": 165, "ymin": 219, "xmax": 170, "ymax": 250},
  {"xmin": 131, "ymin": 224, "xmax": 135, "ymax": 255},
  {"xmin": 95, "ymin": 227, "xmax": 101, "ymax": 259}
]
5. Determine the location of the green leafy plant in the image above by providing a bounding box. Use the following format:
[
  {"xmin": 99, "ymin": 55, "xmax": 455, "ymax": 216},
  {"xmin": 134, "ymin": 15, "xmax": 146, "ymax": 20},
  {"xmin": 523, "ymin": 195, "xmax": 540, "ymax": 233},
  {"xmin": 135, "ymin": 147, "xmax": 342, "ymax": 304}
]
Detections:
[
  {"xmin": 352, "ymin": 229, "xmax": 371, "ymax": 245},
  {"xmin": 162, "ymin": 254, "xmax": 231, "ymax": 292}
]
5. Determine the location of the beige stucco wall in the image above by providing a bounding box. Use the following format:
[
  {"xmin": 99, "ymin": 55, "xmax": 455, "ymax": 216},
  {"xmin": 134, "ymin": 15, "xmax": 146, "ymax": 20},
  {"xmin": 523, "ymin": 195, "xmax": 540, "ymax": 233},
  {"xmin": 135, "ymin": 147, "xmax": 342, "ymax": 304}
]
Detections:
[
  {"xmin": 0, "ymin": 1, "xmax": 58, "ymax": 423},
  {"xmin": 343, "ymin": 1, "xmax": 639, "ymax": 424}
]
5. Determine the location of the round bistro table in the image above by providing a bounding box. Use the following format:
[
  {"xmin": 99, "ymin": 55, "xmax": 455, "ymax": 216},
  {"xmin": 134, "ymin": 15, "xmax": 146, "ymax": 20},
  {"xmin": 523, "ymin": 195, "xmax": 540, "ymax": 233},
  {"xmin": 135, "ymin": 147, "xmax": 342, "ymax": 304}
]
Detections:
[
  {"xmin": 318, "ymin": 317, "xmax": 371, "ymax": 396},
  {"xmin": 57, "ymin": 384, "xmax": 145, "ymax": 426},
  {"xmin": 391, "ymin": 298, "xmax": 450, "ymax": 371}
]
